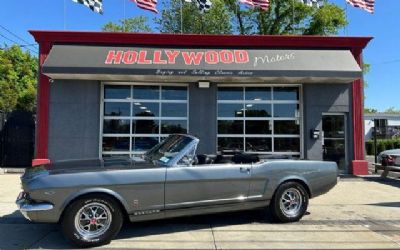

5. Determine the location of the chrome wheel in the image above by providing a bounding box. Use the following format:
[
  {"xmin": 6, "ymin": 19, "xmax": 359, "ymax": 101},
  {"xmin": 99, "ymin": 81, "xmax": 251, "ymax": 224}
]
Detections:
[
  {"xmin": 74, "ymin": 202, "xmax": 112, "ymax": 240},
  {"xmin": 279, "ymin": 187, "xmax": 303, "ymax": 218}
]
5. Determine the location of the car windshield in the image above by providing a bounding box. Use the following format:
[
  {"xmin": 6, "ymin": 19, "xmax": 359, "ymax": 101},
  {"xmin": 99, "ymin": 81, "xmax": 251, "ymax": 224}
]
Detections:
[{"xmin": 145, "ymin": 135, "xmax": 194, "ymax": 164}]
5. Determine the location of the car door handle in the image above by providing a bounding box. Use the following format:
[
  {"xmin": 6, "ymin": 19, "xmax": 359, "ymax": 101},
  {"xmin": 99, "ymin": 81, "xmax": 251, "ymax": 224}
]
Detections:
[{"xmin": 240, "ymin": 167, "xmax": 251, "ymax": 173}]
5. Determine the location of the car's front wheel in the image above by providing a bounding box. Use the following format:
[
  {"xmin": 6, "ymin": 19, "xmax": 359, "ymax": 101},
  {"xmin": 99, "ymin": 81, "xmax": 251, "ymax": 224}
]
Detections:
[
  {"xmin": 269, "ymin": 182, "xmax": 309, "ymax": 223},
  {"xmin": 61, "ymin": 195, "xmax": 123, "ymax": 247}
]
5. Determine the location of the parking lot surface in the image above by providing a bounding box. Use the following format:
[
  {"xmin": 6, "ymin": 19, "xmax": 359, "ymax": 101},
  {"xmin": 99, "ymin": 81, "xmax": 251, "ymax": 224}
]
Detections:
[{"xmin": 1, "ymin": 173, "xmax": 400, "ymax": 249}]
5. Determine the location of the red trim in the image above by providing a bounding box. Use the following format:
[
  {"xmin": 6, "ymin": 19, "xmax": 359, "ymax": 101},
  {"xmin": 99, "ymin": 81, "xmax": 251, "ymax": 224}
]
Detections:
[
  {"xmin": 35, "ymin": 42, "xmax": 52, "ymax": 159},
  {"xmin": 32, "ymin": 158, "xmax": 51, "ymax": 167},
  {"xmin": 29, "ymin": 31, "xmax": 372, "ymax": 164},
  {"xmin": 29, "ymin": 31, "xmax": 372, "ymax": 50},
  {"xmin": 351, "ymin": 48, "xmax": 368, "ymax": 175}
]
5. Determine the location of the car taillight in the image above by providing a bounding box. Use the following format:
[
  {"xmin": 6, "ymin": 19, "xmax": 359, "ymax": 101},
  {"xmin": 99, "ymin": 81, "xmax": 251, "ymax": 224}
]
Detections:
[{"xmin": 387, "ymin": 155, "xmax": 396, "ymax": 165}]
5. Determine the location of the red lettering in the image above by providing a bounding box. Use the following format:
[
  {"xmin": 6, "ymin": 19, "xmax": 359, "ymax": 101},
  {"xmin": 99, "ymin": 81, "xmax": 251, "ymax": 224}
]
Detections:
[
  {"xmin": 205, "ymin": 51, "xmax": 219, "ymax": 64},
  {"xmin": 105, "ymin": 50, "xmax": 123, "ymax": 64},
  {"xmin": 219, "ymin": 50, "xmax": 234, "ymax": 64},
  {"xmin": 165, "ymin": 50, "xmax": 180, "ymax": 64},
  {"xmin": 153, "ymin": 50, "xmax": 167, "ymax": 64},
  {"xmin": 122, "ymin": 51, "xmax": 138, "ymax": 64},
  {"xmin": 182, "ymin": 52, "xmax": 204, "ymax": 65},
  {"xmin": 138, "ymin": 51, "xmax": 152, "ymax": 64},
  {"xmin": 234, "ymin": 50, "xmax": 249, "ymax": 64}
]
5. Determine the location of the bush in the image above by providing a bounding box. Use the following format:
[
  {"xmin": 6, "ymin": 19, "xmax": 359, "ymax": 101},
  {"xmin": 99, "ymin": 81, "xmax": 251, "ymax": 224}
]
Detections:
[{"xmin": 366, "ymin": 139, "xmax": 400, "ymax": 155}]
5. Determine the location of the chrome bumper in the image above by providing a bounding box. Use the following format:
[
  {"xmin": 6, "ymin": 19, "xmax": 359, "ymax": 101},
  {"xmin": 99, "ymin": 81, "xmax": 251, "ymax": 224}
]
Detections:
[{"xmin": 16, "ymin": 192, "xmax": 54, "ymax": 221}]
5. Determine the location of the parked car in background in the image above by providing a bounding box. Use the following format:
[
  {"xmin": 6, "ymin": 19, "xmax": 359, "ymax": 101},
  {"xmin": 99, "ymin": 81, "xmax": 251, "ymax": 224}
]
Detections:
[
  {"xmin": 16, "ymin": 134, "xmax": 338, "ymax": 247},
  {"xmin": 378, "ymin": 149, "xmax": 400, "ymax": 167}
]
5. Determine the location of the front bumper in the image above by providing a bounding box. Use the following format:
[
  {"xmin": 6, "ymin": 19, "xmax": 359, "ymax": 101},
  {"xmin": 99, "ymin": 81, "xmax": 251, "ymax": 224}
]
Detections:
[{"xmin": 16, "ymin": 192, "xmax": 54, "ymax": 221}]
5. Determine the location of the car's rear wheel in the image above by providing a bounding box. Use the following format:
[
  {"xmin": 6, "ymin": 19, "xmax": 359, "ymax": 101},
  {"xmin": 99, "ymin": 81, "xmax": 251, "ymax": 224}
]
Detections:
[
  {"xmin": 61, "ymin": 195, "xmax": 123, "ymax": 247},
  {"xmin": 269, "ymin": 181, "xmax": 309, "ymax": 223}
]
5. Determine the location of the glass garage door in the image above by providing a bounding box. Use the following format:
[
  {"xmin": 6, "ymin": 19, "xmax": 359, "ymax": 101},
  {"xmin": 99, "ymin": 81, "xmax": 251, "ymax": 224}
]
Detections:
[
  {"xmin": 101, "ymin": 84, "xmax": 188, "ymax": 157},
  {"xmin": 217, "ymin": 86, "xmax": 301, "ymax": 157}
]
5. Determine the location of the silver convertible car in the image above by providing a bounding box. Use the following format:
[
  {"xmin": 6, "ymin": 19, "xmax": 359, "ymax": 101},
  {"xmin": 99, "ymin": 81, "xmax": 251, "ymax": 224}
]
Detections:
[{"xmin": 17, "ymin": 134, "xmax": 338, "ymax": 247}]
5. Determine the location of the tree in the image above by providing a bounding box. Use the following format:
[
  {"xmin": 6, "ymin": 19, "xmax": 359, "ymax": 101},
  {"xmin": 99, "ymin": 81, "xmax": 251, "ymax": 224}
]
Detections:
[
  {"xmin": 157, "ymin": 0, "xmax": 233, "ymax": 34},
  {"xmin": 384, "ymin": 107, "xmax": 400, "ymax": 114},
  {"xmin": 102, "ymin": 16, "xmax": 152, "ymax": 32},
  {"xmin": 156, "ymin": 0, "xmax": 346, "ymax": 35},
  {"xmin": 0, "ymin": 45, "xmax": 37, "ymax": 114},
  {"xmin": 364, "ymin": 108, "xmax": 377, "ymax": 114}
]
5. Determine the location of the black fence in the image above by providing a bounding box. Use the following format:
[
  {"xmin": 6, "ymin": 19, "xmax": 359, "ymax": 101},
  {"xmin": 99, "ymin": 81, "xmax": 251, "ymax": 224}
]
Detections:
[{"xmin": 0, "ymin": 110, "xmax": 35, "ymax": 168}]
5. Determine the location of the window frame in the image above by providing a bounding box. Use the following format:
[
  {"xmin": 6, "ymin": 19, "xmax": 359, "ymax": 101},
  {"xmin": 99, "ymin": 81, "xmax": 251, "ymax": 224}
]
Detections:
[
  {"xmin": 216, "ymin": 84, "xmax": 303, "ymax": 157},
  {"xmin": 100, "ymin": 82, "xmax": 189, "ymax": 157}
]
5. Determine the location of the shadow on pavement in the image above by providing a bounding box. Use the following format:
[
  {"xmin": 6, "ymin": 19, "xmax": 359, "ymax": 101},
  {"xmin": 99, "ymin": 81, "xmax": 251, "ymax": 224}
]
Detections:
[
  {"xmin": 361, "ymin": 175, "xmax": 400, "ymax": 189},
  {"xmin": 367, "ymin": 201, "xmax": 400, "ymax": 208},
  {"xmin": 116, "ymin": 209, "xmax": 274, "ymax": 240}
]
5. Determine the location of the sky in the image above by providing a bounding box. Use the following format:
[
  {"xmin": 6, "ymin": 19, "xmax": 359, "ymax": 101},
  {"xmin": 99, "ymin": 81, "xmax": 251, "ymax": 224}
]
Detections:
[{"xmin": 0, "ymin": 0, "xmax": 398, "ymax": 112}]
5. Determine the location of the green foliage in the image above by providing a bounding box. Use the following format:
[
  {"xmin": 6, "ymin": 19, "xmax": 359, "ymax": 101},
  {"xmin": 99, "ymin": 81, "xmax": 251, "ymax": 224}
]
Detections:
[
  {"xmin": 0, "ymin": 45, "xmax": 37, "ymax": 113},
  {"xmin": 384, "ymin": 107, "xmax": 400, "ymax": 114},
  {"xmin": 366, "ymin": 139, "xmax": 400, "ymax": 155},
  {"xmin": 103, "ymin": 0, "xmax": 346, "ymax": 36},
  {"xmin": 364, "ymin": 108, "xmax": 378, "ymax": 113},
  {"xmin": 102, "ymin": 16, "xmax": 152, "ymax": 32},
  {"xmin": 156, "ymin": 0, "xmax": 233, "ymax": 34},
  {"xmin": 162, "ymin": 0, "xmax": 346, "ymax": 35}
]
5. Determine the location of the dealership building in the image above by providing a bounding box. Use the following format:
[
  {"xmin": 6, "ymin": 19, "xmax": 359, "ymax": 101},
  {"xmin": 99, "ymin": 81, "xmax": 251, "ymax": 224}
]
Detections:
[{"xmin": 31, "ymin": 31, "xmax": 371, "ymax": 174}]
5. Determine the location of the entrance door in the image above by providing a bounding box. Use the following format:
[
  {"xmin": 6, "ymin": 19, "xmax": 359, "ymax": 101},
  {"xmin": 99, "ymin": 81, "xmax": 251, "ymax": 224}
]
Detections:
[{"xmin": 322, "ymin": 114, "xmax": 347, "ymax": 172}]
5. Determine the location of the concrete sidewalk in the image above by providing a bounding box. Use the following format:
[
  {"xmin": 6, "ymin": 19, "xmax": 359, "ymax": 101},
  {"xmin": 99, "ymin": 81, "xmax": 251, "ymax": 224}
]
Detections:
[{"xmin": 1, "ymin": 174, "xmax": 400, "ymax": 249}]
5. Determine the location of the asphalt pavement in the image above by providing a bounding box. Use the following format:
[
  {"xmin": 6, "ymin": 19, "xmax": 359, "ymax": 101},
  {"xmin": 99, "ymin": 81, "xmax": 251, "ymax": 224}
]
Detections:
[{"xmin": 1, "ymin": 173, "xmax": 400, "ymax": 249}]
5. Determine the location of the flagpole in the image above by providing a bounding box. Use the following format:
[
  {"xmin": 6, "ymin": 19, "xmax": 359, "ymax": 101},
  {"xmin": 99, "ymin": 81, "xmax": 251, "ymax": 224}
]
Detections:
[
  {"xmin": 124, "ymin": 0, "xmax": 126, "ymax": 31},
  {"xmin": 344, "ymin": 0, "xmax": 348, "ymax": 36},
  {"xmin": 180, "ymin": 0, "xmax": 183, "ymax": 34},
  {"xmin": 64, "ymin": 0, "xmax": 66, "ymax": 30}
]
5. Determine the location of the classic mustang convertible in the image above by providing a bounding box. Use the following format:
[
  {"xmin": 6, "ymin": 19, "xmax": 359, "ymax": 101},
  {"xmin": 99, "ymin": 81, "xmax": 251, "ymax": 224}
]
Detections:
[{"xmin": 17, "ymin": 134, "xmax": 338, "ymax": 247}]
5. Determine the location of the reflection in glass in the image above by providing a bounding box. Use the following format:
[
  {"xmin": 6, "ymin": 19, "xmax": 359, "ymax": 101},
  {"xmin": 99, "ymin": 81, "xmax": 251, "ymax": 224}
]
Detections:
[
  {"xmin": 104, "ymin": 102, "xmax": 130, "ymax": 116},
  {"xmin": 162, "ymin": 103, "xmax": 187, "ymax": 117},
  {"xmin": 133, "ymin": 120, "xmax": 159, "ymax": 134},
  {"xmin": 245, "ymin": 87, "xmax": 271, "ymax": 100},
  {"xmin": 245, "ymin": 120, "xmax": 271, "ymax": 134},
  {"xmin": 274, "ymin": 104, "xmax": 298, "ymax": 117},
  {"xmin": 274, "ymin": 87, "xmax": 299, "ymax": 100},
  {"xmin": 133, "ymin": 86, "xmax": 159, "ymax": 100},
  {"xmin": 246, "ymin": 138, "xmax": 271, "ymax": 152},
  {"xmin": 217, "ymin": 87, "xmax": 243, "ymax": 100},
  {"xmin": 103, "ymin": 119, "xmax": 130, "ymax": 134},
  {"xmin": 274, "ymin": 120, "xmax": 299, "ymax": 134},
  {"xmin": 132, "ymin": 102, "xmax": 159, "ymax": 117},
  {"xmin": 274, "ymin": 138, "xmax": 300, "ymax": 152},
  {"xmin": 245, "ymin": 103, "xmax": 271, "ymax": 117},
  {"xmin": 218, "ymin": 104, "xmax": 244, "ymax": 117},
  {"xmin": 132, "ymin": 137, "xmax": 159, "ymax": 151},
  {"xmin": 218, "ymin": 137, "xmax": 244, "ymax": 151},
  {"xmin": 322, "ymin": 115, "xmax": 345, "ymax": 138},
  {"xmin": 218, "ymin": 120, "xmax": 243, "ymax": 134},
  {"xmin": 323, "ymin": 139, "xmax": 346, "ymax": 170},
  {"xmin": 102, "ymin": 137, "xmax": 130, "ymax": 151},
  {"xmin": 162, "ymin": 86, "xmax": 187, "ymax": 100},
  {"xmin": 104, "ymin": 85, "xmax": 130, "ymax": 99},
  {"xmin": 161, "ymin": 120, "xmax": 187, "ymax": 134}
]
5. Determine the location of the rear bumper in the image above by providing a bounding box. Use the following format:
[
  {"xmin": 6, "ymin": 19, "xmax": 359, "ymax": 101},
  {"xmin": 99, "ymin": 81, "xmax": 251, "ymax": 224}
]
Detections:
[{"xmin": 16, "ymin": 192, "xmax": 54, "ymax": 221}]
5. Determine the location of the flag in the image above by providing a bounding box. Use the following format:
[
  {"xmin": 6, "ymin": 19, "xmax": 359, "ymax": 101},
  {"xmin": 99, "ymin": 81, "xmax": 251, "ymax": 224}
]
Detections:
[
  {"xmin": 239, "ymin": 0, "xmax": 269, "ymax": 11},
  {"xmin": 72, "ymin": 0, "xmax": 103, "ymax": 14},
  {"xmin": 346, "ymin": 0, "xmax": 375, "ymax": 13},
  {"xmin": 299, "ymin": 0, "xmax": 323, "ymax": 8},
  {"xmin": 195, "ymin": 0, "xmax": 212, "ymax": 12},
  {"xmin": 130, "ymin": 0, "xmax": 158, "ymax": 13}
]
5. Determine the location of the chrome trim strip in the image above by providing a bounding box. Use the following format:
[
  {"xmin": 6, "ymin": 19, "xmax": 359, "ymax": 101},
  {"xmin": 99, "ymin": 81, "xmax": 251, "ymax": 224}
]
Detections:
[
  {"xmin": 19, "ymin": 203, "xmax": 54, "ymax": 212},
  {"xmin": 166, "ymin": 195, "xmax": 263, "ymax": 207}
]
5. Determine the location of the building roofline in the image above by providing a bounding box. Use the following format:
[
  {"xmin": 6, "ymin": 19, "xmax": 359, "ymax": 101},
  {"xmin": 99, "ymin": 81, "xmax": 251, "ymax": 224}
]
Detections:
[{"xmin": 29, "ymin": 30, "xmax": 372, "ymax": 49}]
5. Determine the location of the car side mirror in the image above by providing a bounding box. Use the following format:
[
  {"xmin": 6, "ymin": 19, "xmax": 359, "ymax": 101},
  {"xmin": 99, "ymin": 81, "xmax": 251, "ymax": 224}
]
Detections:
[{"xmin": 180, "ymin": 155, "xmax": 194, "ymax": 166}]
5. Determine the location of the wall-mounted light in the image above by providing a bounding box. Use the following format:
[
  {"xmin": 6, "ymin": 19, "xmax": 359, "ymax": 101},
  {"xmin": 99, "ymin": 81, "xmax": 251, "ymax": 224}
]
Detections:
[{"xmin": 198, "ymin": 81, "xmax": 210, "ymax": 88}]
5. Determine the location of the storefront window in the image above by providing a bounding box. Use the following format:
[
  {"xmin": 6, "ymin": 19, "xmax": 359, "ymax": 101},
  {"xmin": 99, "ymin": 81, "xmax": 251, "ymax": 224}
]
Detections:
[
  {"xmin": 102, "ymin": 84, "xmax": 188, "ymax": 157},
  {"xmin": 217, "ymin": 86, "xmax": 301, "ymax": 156}
]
